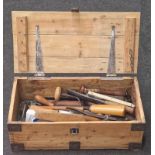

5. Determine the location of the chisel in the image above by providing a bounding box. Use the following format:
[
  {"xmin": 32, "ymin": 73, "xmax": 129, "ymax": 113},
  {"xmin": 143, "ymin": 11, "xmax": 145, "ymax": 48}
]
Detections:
[
  {"xmin": 34, "ymin": 95, "xmax": 125, "ymax": 116},
  {"xmin": 67, "ymin": 89, "xmax": 134, "ymax": 114},
  {"xmin": 27, "ymin": 106, "xmax": 99, "ymax": 122},
  {"xmin": 87, "ymin": 91, "xmax": 135, "ymax": 108}
]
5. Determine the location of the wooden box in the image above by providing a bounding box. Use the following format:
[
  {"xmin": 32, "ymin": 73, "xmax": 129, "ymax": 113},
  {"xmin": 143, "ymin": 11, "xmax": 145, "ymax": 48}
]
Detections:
[{"xmin": 7, "ymin": 11, "xmax": 145, "ymax": 151}]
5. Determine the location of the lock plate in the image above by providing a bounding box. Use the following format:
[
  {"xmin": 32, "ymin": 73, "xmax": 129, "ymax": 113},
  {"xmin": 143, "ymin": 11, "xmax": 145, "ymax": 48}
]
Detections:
[{"xmin": 70, "ymin": 128, "xmax": 79, "ymax": 135}]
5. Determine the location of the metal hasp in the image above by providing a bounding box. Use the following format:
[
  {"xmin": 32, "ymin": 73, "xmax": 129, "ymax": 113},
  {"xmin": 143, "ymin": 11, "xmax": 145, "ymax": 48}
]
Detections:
[
  {"xmin": 34, "ymin": 25, "xmax": 45, "ymax": 77},
  {"xmin": 107, "ymin": 26, "xmax": 116, "ymax": 76}
]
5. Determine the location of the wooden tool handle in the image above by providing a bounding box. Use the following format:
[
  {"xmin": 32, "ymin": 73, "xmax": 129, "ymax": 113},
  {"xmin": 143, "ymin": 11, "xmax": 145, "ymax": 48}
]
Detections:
[
  {"xmin": 29, "ymin": 105, "xmax": 99, "ymax": 121},
  {"xmin": 34, "ymin": 95, "xmax": 54, "ymax": 106},
  {"xmin": 89, "ymin": 104, "xmax": 125, "ymax": 117},
  {"xmin": 88, "ymin": 91, "xmax": 135, "ymax": 108},
  {"xmin": 54, "ymin": 100, "xmax": 81, "ymax": 106},
  {"xmin": 54, "ymin": 87, "xmax": 62, "ymax": 102},
  {"xmin": 125, "ymin": 106, "xmax": 135, "ymax": 115},
  {"xmin": 52, "ymin": 106, "xmax": 84, "ymax": 111},
  {"xmin": 35, "ymin": 111, "xmax": 99, "ymax": 122},
  {"xmin": 104, "ymin": 100, "xmax": 134, "ymax": 114}
]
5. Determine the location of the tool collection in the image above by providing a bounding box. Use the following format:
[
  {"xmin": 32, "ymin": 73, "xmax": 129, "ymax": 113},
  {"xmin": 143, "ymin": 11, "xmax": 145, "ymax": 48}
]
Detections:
[{"xmin": 18, "ymin": 86, "xmax": 135, "ymax": 122}]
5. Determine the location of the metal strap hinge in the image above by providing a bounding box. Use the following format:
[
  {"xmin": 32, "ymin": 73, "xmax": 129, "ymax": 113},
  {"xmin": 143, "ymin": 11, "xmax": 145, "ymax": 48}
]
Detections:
[
  {"xmin": 35, "ymin": 25, "xmax": 45, "ymax": 77},
  {"xmin": 107, "ymin": 26, "xmax": 116, "ymax": 77}
]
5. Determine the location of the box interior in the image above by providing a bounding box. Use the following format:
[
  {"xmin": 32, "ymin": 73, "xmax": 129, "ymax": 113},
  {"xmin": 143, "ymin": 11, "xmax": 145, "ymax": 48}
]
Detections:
[{"xmin": 8, "ymin": 77, "xmax": 144, "ymax": 123}]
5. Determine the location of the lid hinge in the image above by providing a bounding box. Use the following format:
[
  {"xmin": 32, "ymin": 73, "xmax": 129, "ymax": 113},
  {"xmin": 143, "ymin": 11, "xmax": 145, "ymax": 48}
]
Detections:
[
  {"xmin": 34, "ymin": 25, "xmax": 45, "ymax": 77},
  {"xmin": 106, "ymin": 26, "xmax": 116, "ymax": 77}
]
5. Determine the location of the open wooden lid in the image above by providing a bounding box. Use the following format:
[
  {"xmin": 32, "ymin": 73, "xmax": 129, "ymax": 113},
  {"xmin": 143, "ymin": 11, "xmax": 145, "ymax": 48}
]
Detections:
[{"xmin": 12, "ymin": 11, "xmax": 140, "ymax": 75}]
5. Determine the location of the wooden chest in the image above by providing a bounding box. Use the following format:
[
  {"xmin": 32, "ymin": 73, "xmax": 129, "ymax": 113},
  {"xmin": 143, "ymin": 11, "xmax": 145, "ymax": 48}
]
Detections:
[{"xmin": 7, "ymin": 11, "xmax": 145, "ymax": 151}]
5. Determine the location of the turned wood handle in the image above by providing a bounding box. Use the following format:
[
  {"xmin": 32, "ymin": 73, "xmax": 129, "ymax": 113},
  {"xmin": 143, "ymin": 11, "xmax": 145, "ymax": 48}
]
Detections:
[
  {"xmin": 54, "ymin": 87, "xmax": 62, "ymax": 102},
  {"xmin": 89, "ymin": 104, "xmax": 125, "ymax": 117},
  {"xmin": 125, "ymin": 106, "xmax": 135, "ymax": 115},
  {"xmin": 104, "ymin": 100, "xmax": 134, "ymax": 114},
  {"xmin": 88, "ymin": 91, "xmax": 135, "ymax": 108},
  {"xmin": 34, "ymin": 95, "xmax": 54, "ymax": 106}
]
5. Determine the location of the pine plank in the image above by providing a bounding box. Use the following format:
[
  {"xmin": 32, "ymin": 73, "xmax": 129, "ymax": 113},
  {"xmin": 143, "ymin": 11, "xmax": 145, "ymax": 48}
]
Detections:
[
  {"xmin": 124, "ymin": 17, "xmax": 136, "ymax": 73},
  {"xmin": 14, "ymin": 35, "xmax": 124, "ymax": 57},
  {"xmin": 12, "ymin": 12, "xmax": 140, "ymax": 36},
  {"xmin": 133, "ymin": 78, "xmax": 146, "ymax": 123},
  {"xmin": 8, "ymin": 79, "xmax": 20, "ymax": 122},
  {"xmin": 16, "ymin": 17, "xmax": 28, "ymax": 72}
]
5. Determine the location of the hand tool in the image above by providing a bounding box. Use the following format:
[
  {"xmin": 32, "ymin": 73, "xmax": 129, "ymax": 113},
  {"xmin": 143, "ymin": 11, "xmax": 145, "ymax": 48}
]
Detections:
[
  {"xmin": 34, "ymin": 95, "xmax": 82, "ymax": 106},
  {"xmin": 36, "ymin": 87, "xmax": 62, "ymax": 104},
  {"xmin": 52, "ymin": 100, "xmax": 81, "ymax": 106},
  {"xmin": 80, "ymin": 85, "xmax": 125, "ymax": 100},
  {"xmin": 29, "ymin": 105, "xmax": 120, "ymax": 121},
  {"xmin": 29, "ymin": 105, "xmax": 133, "ymax": 121},
  {"xmin": 28, "ymin": 105, "xmax": 99, "ymax": 122},
  {"xmin": 67, "ymin": 89, "xmax": 134, "ymax": 114},
  {"xmin": 79, "ymin": 85, "xmax": 100, "ymax": 94},
  {"xmin": 53, "ymin": 86, "xmax": 82, "ymax": 104},
  {"xmin": 34, "ymin": 96, "xmax": 82, "ymax": 106},
  {"xmin": 18, "ymin": 100, "xmax": 42, "ymax": 121},
  {"xmin": 67, "ymin": 104, "xmax": 125, "ymax": 117},
  {"xmin": 33, "ymin": 95, "xmax": 125, "ymax": 117},
  {"xmin": 68, "ymin": 107, "xmax": 134, "ymax": 121},
  {"xmin": 25, "ymin": 109, "xmax": 37, "ymax": 122},
  {"xmin": 87, "ymin": 91, "xmax": 135, "ymax": 108},
  {"xmin": 34, "ymin": 95, "xmax": 54, "ymax": 106},
  {"xmin": 54, "ymin": 86, "xmax": 62, "ymax": 102},
  {"xmin": 67, "ymin": 89, "xmax": 107, "ymax": 104}
]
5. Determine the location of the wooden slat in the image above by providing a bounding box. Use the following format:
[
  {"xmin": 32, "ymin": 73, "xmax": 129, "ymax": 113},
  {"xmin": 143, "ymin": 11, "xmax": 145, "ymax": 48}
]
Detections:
[
  {"xmin": 16, "ymin": 17, "xmax": 28, "ymax": 72},
  {"xmin": 12, "ymin": 12, "xmax": 140, "ymax": 36},
  {"xmin": 14, "ymin": 35, "xmax": 124, "ymax": 57},
  {"xmin": 124, "ymin": 17, "xmax": 136, "ymax": 73},
  {"xmin": 7, "ymin": 79, "xmax": 20, "ymax": 122},
  {"xmin": 133, "ymin": 78, "xmax": 146, "ymax": 122},
  {"xmin": 28, "ymin": 57, "xmax": 124, "ymax": 73}
]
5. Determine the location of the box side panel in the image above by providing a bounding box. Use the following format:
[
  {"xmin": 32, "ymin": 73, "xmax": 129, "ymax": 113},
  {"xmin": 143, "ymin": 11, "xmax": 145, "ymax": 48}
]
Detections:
[
  {"xmin": 8, "ymin": 122, "xmax": 143, "ymax": 150},
  {"xmin": 132, "ymin": 78, "xmax": 145, "ymax": 122},
  {"xmin": 8, "ymin": 79, "xmax": 20, "ymax": 122},
  {"xmin": 17, "ymin": 77, "xmax": 133, "ymax": 100}
]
